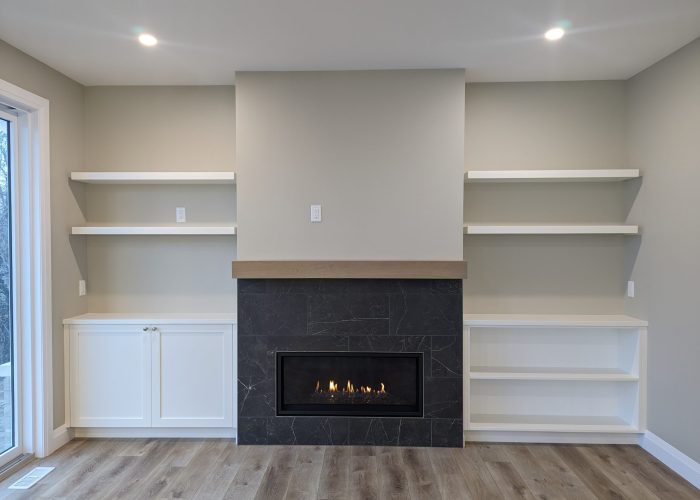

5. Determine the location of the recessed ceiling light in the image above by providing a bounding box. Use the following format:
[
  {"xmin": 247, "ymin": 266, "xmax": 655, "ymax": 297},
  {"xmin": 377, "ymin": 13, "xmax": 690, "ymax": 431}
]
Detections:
[
  {"xmin": 138, "ymin": 33, "xmax": 158, "ymax": 47},
  {"xmin": 544, "ymin": 27, "xmax": 565, "ymax": 41}
]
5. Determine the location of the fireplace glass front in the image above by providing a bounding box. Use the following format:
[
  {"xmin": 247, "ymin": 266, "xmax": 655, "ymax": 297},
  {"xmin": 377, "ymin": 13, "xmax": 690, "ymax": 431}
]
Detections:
[{"xmin": 277, "ymin": 352, "xmax": 423, "ymax": 417}]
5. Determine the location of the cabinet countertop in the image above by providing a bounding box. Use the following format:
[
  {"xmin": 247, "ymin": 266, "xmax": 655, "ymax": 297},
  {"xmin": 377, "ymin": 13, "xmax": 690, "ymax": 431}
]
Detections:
[{"xmin": 63, "ymin": 313, "xmax": 238, "ymax": 325}]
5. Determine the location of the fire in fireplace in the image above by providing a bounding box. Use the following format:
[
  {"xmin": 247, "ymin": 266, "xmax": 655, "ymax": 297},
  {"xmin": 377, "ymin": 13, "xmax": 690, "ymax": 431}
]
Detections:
[{"xmin": 277, "ymin": 352, "xmax": 423, "ymax": 417}]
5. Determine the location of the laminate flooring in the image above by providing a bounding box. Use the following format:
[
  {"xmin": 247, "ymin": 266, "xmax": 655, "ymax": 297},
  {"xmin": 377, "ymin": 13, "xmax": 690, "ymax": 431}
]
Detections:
[{"xmin": 0, "ymin": 439, "xmax": 697, "ymax": 499}]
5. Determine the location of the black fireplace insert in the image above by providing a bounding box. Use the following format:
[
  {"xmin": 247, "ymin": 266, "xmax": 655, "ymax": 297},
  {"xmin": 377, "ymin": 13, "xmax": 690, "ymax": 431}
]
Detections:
[{"xmin": 277, "ymin": 352, "xmax": 423, "ymax": 417}]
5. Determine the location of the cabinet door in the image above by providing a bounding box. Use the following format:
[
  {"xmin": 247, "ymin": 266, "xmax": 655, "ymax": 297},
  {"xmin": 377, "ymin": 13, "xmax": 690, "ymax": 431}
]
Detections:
[
  {"xmin": 151, "ymin": 324, "xmax": 233, "ymax": 427},
  {"xmin": 69, "ymin": 325, "xmax": 151, "ymax": 427}
]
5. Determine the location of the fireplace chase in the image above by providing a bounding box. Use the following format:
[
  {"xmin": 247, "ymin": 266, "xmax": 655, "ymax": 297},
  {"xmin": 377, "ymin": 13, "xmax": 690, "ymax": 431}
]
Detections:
[
  {"xmin": 277, "ymin": 352, "xmax": 423, "ymax": 417},
  {"xmin": 238, "ymin": 278, "xmax": 463, "ymax": 447}
]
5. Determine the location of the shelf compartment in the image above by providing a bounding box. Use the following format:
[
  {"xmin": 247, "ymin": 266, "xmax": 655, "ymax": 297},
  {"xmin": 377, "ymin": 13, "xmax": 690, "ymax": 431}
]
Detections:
[
  {"xmin": 464, "ymin": 224, "xmax": 639, "ymax": 235},
  {"xmin": 468, "ymin": 413, "xmax": 639, "ymax": 433},
  {"xmin": 469, "ymin": 379, "xmax": 640, "ymax": 433},
  {"xmin": 70, "ymin": 171, "xmax": 236, "ymax": 184},
  {"xmin": 469, "ymin": 326, "xmax": 641, "ymax": 377},
  {"xmin": 465, "ymin": 169, "xmax": 640, "ymax": 183},
  {"xmin": 71, "ymin": 225, "xmax": 237, "ymax": 235}
]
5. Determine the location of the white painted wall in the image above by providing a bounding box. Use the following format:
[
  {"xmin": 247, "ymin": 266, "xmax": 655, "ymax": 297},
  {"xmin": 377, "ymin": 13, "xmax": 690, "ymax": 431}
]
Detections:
[
  {"xmin": 83, "ymin": 87, "xmax": 237, "ymax": 313},
  {"xmin": 463, "ymin": 82, "xmax": 629, "ymax": 313},
  {"xmin": 625, "ymin": 36, "xmax": 700, "ymax": 463},
  {"xmin": 235, "ymin": 70, "xmax": 465, "ymax": 260},
  {"xmin": 0, "ymin": 39, "xmax": 86, "ymax": 428}
]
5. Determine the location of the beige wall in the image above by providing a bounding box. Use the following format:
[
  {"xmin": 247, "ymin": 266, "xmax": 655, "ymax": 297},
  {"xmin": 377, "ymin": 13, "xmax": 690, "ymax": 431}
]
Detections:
[
  {"xmin": 0, "ymin": 39, "xmax": 86, "ymax": 428},
  {"xmin": 625, "ymin": 37, "xmax": 700, "ymax": 462},
  {"xmin": 235, "ymin": 70, "xmax": 465, "ymax": 260},
  {"xmin": 84, "ymin": 86, "xmax": 236, "ymax": 171},
  {"xmin": 464, "ymin": 82, "xmax": 629, "ymax": 313},
  {"xmin": 83, "ymin": 87, "xmax": 237, "ymax": 313}
]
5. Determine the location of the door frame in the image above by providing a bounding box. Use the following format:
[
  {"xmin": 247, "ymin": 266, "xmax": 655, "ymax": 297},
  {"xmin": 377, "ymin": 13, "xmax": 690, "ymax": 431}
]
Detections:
[{"xmin": 0, "ymin": 78, "xmax": 54, "ymax": 458}]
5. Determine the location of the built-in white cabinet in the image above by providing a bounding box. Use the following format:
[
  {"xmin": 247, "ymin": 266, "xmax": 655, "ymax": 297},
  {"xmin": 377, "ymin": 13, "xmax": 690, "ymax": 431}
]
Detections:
[
  {"xmin": 151, "ymin": 324, "xmax": 233, "ymax": 427},
  {"xmin": 65, "ymin": 315, "xmax": 236, "ymax": 431},
  {"xmin": 69, "ymin": 324, "xmax": 152, "ymax": 427}
]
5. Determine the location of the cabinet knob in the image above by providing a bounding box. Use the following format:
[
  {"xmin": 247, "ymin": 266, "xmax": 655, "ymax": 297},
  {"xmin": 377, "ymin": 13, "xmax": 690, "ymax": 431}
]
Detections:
[
  {"xmin": 142, "ymin": 327, "xmax": 149, "ymax": 332},
  {"xmin": 150, "ymin": 327, "xmax": 158, "ymax": 332}
]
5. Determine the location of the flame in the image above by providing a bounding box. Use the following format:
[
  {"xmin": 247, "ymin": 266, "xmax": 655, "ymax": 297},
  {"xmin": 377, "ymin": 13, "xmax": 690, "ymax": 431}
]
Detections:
[{"xmin": 316, "ymin": 379, "xmax": 386, "ymax": 394}]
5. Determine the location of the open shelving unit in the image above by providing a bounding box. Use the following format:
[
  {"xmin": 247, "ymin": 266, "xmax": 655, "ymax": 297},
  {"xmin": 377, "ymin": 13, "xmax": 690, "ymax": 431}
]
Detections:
[
  {"xmin": 70, "ymin": 170, "xmax": 237, "ymax": 238},
  {"xmin": 465, "ymin": 169, "xmax": 640, "ymax": 183},
  {"xmin": 464, "ymin": 168, "xmax": 641, "ymax": 236},
  {"xmin": 464, "ymin": 224, "xmax": 639, "ymax": 235},
  {"xmin": 70, "ymin": 171, "xmax": 236, "ymax": 184},
  {"xmin": 464, "ymin": 314, "xmax": 647, "ymax": 438}
]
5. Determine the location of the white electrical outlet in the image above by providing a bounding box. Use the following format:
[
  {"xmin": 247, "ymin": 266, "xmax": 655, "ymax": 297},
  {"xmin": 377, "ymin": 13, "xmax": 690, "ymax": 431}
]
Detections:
[
  {"xmin": 176, "ymin": 207, "xmax": 186, "ymax": 223},
  {"xmin": 78, "ymin": 280, "xmax": 86, "ymax": 296},
  {"xmin": 310, "ymin": 204, "xmax": 322, "ymax": 223},
  {"xmin": 627, "ymin": 280, "xmax": 635, "ymax": 298}
]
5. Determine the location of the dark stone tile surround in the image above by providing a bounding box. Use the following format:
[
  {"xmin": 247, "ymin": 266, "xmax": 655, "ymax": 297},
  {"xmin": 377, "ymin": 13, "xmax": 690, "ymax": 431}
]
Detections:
[{"xmin": 238, "ymin": 279, "xmax": 463, "ymax": 447}]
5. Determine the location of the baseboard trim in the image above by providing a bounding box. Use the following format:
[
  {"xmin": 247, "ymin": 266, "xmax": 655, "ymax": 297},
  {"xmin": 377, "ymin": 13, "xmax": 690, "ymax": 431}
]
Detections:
[
  {"xmin": 49, "ymin": 425, "xmax": 73, "ymax": 454},
  {"xmin": 465, "ymin": 430, "xmax": 642, "ymax": 445},
  {"xmin": 641, "ymin": 431, "xmax": 700, "ymax": 490},
  {"xmin": 73, "ymin": 427, "xmax": 237, "ymax": 439}
]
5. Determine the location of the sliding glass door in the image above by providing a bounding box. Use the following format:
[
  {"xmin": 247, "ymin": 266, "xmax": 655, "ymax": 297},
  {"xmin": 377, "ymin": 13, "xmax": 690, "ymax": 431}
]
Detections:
[{"xmin": 0, "ymin": 109, "xmax": 18, "ymax": 463}]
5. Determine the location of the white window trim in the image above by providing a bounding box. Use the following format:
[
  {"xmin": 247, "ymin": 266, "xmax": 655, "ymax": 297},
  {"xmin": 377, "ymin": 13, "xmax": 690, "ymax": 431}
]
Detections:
[{"xmin": 0, "ymin": 78, "xmax": 53, "ymax": 458}]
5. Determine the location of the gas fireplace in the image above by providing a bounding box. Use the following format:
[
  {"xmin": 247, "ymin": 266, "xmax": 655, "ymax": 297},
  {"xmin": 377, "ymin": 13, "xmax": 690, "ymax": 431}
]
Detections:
[
  {"xmin": 238, "ymin": 277, "xmax": 463, "ymax": 447},
  {"xmin": 277, "ymin": 352, "xmax": 423, "ymax": 417}
]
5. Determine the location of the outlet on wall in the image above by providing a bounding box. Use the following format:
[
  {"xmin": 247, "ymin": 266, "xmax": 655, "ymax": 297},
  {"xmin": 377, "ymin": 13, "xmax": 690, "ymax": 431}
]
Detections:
[{"xmin": 78, "ymin": 280, "xmax": 86, "ymax": 296}]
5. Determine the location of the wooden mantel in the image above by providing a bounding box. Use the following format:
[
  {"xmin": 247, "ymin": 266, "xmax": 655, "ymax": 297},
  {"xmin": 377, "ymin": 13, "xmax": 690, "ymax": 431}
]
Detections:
[{"xmin": 231, "ymin": 260, "xmax": 468, "ymax": 279}]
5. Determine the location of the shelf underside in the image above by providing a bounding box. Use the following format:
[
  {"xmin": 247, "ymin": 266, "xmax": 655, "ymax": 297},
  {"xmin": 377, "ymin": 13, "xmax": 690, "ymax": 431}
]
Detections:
[
  {"xmin": 70, "ymin": 171, "xmax": 236, "ymax": 184},
  {"xmin": 464, "ymin": 224, "xmax": 639, "ymax": 235},
  {"xmin": 470, "ymin": 366, "xmax": 638, "ymax": 381},
  {"xmin": 468, "ymin": 414, "xmax": 639, "ymax": 433},
  {"xmin": 72, "ymin": 225, "xmax": 237, "ymax": 235},
  {"xmin": 465, "ymin": 169, "xmax": 640, "ymax": 182}
]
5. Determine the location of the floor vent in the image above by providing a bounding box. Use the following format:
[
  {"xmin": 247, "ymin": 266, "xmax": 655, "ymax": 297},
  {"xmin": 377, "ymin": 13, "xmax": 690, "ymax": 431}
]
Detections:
[{"xmin": 8, "ymin": 466, "xmax": 54, "ymax": 489}]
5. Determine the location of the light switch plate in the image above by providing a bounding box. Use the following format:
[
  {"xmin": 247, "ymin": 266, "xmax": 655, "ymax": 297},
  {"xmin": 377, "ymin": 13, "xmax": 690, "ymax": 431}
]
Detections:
[
  {"xmin": 176, "ymin": 207, "xmax": 186, "ymax": 223},
  {"xmin": 78, "ymin": 280, "xmax": 86, "ymax": 296},
  {"xmin": 627, "ymin": 280, "xmax": 635, "ymax": 298},
  {"xmin": 310, "ymin": 204, "xmax": 322, "ymax": 223}
]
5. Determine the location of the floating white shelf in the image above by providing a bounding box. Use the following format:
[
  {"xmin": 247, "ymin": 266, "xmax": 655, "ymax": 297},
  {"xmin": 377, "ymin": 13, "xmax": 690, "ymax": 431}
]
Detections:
[
  {"xmin": 468, "ymin": 414, "xmax": 640, "ymax": 434},
  {"xmin": 465, "ymin": 169, "xmax": 640, "ymax": 183},
  {"xmin": 464, "ymin": 224, "xmax": 639, "ymax": 235},
  {"xmin": 463, "ymin": 314, "xmax": 648, "ymax": 327},
  {"xmin": 469, "ymin": 367, "xmax": 638, "ymax": 382},
  {"xmin": 70, "ymin": 171, "xmax": 236, "ymax": 184},
  {"xmin": 71, "ymin": 225, "xmax": 237, "ymax": 235},
  {"xmin": 63, "ymin": 313, "xmax": 237, "ymax": 325}
]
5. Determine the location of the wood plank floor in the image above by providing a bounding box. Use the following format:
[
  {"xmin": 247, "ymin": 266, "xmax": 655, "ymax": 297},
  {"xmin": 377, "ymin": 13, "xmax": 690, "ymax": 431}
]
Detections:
[{"xmin": 0, "ymin": 439, "xmax": 697, "ymax": 499}]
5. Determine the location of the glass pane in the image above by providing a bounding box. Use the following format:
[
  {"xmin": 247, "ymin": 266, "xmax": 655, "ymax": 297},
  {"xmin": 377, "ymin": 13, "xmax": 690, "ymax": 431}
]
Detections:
[
  {"xmin": 0, "ymin": 118, "xmax": 13, "ymax": 453},
  {"xmin": 278, "ymin": 352, "xmax": 422, "ymax": 417}
]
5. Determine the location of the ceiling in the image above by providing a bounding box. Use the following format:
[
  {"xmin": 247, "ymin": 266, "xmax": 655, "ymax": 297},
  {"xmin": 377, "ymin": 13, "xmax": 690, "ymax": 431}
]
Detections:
[{"xmin": 1, "ymin": 0, "xmax": 699, "ymax": 86}]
